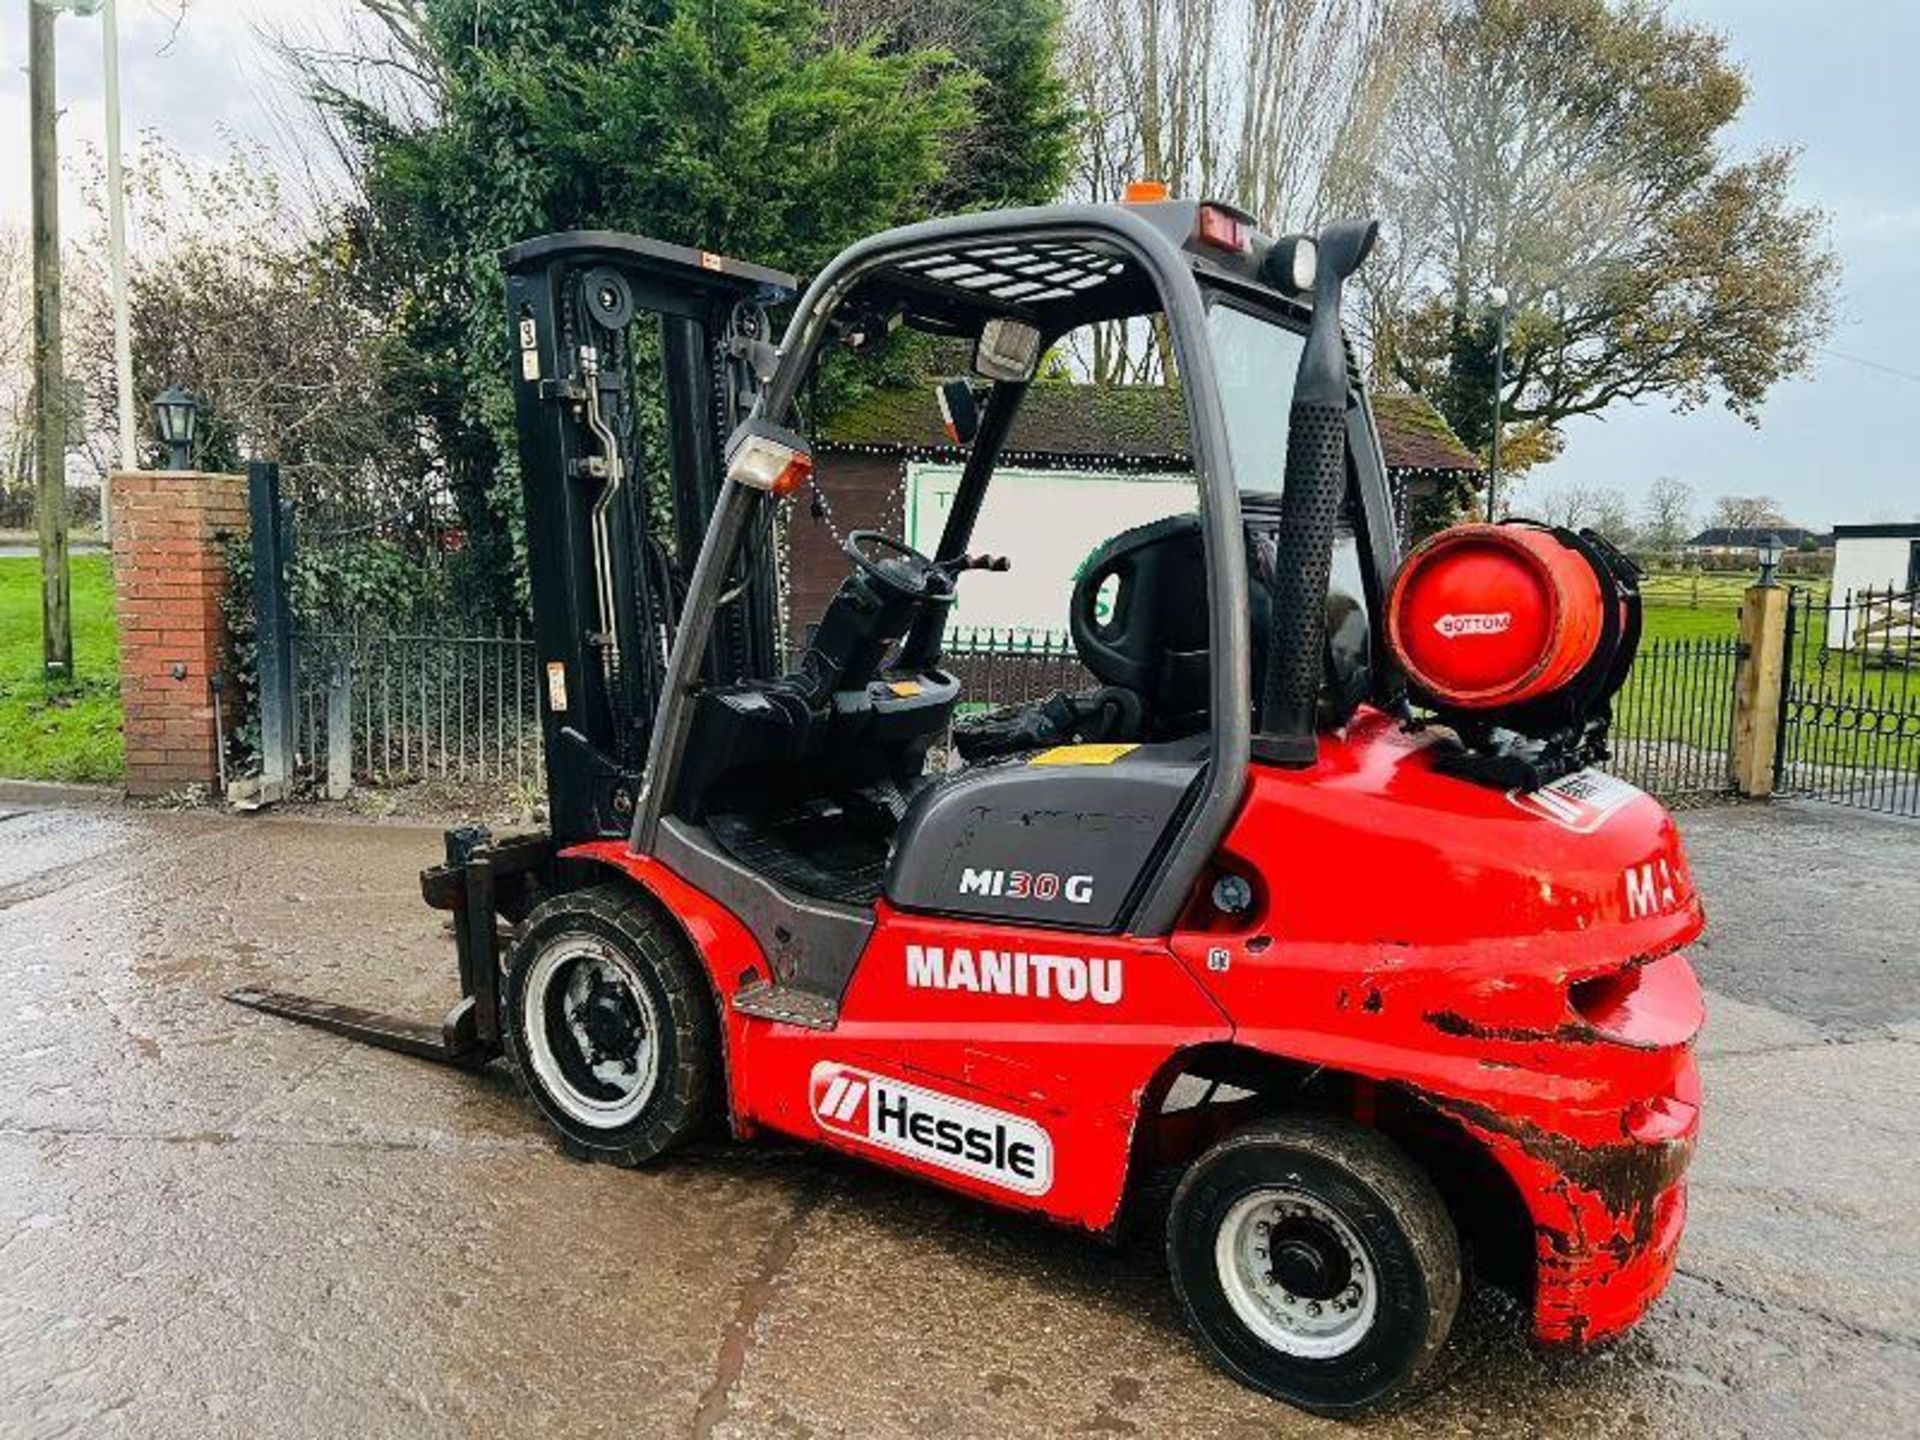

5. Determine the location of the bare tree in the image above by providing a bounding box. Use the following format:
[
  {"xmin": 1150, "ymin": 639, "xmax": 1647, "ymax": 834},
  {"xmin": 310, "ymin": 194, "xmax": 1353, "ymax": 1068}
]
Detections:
[
  {"xmin": 1587, "ymin": 486, "xmax": 1633, "ymax": 546},
  {"xmin": 1708, "ymin": 495, "xmax": 1792, "ymax": 533},
  {"xmin": 1638, "ymin": 476, "xmax": 1695, "ymax": 554},
  {"xmin": 1534, "ymin": 481, "xmax": 1630, "ymax": 542},
  {"xmin": 0, "ymin": 227, "xmax": 34, "ymax": 503},
  {"xmin": 64, "ymin": 137, "xmax": 413, "ymax": 512},
  {"xmin": 1061, "ymin": 0, "xmax": 1413, "ymax": 382}
]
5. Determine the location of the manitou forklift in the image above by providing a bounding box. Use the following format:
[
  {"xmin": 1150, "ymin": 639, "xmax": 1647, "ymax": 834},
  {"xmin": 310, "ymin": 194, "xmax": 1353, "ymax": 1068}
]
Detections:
[{"xmin": 232, "ymin": 199, "xmax": 1704, "ymax": 1414}]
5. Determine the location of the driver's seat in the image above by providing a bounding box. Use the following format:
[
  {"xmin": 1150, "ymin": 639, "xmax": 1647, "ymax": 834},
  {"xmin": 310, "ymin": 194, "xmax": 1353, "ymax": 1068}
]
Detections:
[
  {"xmin": 952, "ymin": 497, "xmax": 1370, "ymax": 760},
  {"xmin": 952, "ymin": 516, "xmax": 1206, "ymax": 761}
]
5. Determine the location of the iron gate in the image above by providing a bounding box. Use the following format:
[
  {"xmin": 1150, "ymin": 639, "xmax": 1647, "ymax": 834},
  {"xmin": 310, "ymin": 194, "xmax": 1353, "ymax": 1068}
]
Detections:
[
  {"xmin": 244, "ymin": 459, "xmax": 548, "ymax": 799},
  {"xmin": 1777, "ymin": 586, "xmax": 1920, "ymax": 817}
]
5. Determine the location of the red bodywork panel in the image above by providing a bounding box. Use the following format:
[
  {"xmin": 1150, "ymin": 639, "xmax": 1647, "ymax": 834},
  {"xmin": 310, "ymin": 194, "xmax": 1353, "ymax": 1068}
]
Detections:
[{"xmin": 566, "ymin": 707, "xmax": 1704, "ymax": 1348}]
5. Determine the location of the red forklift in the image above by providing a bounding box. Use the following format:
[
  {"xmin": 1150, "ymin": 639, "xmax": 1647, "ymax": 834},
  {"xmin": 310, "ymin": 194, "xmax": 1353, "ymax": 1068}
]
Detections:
[{"xmin": 232, "ymin": 197, "xmax": 1704, "ymax": 1414}]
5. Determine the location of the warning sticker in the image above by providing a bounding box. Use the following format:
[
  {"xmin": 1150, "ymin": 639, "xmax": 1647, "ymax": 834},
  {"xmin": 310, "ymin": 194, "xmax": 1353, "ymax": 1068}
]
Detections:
[
  {"xmin": 1029, "ymin": 743, "xmax": 1138, "ymax": 768},
  {"xmin": 1507, "ymin": 768, "xmax": 1643, "ymax": 833}
]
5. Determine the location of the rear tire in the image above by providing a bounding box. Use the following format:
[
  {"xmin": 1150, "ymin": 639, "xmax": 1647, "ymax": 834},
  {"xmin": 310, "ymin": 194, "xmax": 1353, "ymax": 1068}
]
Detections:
[
  {"xmin": 502, "ymin": 883, "xmax": 717, "ymax": 1166},
  {"xmin": 1167, "ymin": 1116, "xmax": 1460, "ymax": 1416}
]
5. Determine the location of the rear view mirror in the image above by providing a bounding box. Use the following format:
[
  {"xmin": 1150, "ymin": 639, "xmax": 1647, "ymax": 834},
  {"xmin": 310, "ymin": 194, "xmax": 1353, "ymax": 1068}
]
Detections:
[{"xmin": 974, "ymin": 319, "xmax": 1042, "ymax": 382}]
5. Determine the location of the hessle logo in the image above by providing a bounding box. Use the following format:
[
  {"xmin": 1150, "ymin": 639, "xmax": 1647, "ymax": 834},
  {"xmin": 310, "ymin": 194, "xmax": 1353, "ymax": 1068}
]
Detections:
[
  {"xmin": 1433, "ymin": 611, "xmax": 1514, "ymax": 639},
  {"xmin": 959, "ymin": 866, "xmax": 1095, "ymax": 905},
  {"xmin": 811, "ymin": 1063, "xmax": 1053, "ymax": 1195},
  {"xmin": 906, "ymin": 943, "xmax": 1124, "ymax": 1005}
]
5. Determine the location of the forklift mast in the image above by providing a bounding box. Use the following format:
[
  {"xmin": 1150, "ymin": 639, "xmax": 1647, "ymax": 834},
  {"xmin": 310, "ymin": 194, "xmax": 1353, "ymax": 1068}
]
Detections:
[{"xmin": 501, "ymin": 233, "xmax": 798, "ymax": 845}]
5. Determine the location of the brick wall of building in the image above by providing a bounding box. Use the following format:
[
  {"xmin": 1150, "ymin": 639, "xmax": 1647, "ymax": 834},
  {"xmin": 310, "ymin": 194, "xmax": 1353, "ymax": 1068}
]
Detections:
[
  {"xmin": 109, "ymin": 471, "xmax": 248, "ymax": 798},
  {"xmin": 786, "ymin": 450, "xmax": 906, "ymax": 637}
]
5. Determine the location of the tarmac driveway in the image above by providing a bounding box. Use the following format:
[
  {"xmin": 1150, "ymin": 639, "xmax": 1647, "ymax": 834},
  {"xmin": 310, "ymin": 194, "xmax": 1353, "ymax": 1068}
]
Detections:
[{"xmin": 0, "ymin": 794, "xmax": 1914, "ymax": 1437}]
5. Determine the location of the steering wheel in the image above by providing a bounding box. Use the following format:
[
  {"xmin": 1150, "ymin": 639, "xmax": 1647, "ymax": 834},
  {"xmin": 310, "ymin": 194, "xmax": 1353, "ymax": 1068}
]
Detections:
[{"xmin": 843, "ymin": 530, "xmax": 954, "ymax": 602}]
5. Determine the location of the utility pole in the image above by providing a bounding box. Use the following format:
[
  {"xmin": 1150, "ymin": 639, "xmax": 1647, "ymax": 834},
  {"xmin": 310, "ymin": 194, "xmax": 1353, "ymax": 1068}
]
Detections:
[
  {"xmin": 30, "ymin": 0, "xmax": 74, "ymax": 680},
  {"xmin": 105, "ymin": 0, "xmax": 135, "ymax": 490}
]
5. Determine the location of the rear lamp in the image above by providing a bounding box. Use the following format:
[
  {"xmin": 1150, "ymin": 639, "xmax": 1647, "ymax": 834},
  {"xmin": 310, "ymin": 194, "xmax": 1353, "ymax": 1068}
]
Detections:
[
  {"xmin": 725, "ymin": 418, "xmax": 814, "ymax": 497},
  {"xmin": 1263, "ymin": 235, "xmax": 1318, "ymax": 294},
  {"xmin": 1195, "ymin": 204, "xmax": 1251, "ymax": 254}
]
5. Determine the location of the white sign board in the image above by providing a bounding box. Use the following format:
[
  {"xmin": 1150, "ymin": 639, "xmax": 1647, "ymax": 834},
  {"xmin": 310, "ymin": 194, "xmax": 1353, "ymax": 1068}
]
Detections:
[{"xmin": 906, "ymin": 463, "xmax": 1195, "ymax": 638}]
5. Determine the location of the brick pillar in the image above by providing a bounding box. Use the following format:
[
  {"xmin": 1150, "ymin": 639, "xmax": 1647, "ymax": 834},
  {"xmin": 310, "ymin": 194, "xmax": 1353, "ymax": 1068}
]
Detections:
[{"xmin": 110, "ymin": 471, "xmax": 249, "ymax": 799}]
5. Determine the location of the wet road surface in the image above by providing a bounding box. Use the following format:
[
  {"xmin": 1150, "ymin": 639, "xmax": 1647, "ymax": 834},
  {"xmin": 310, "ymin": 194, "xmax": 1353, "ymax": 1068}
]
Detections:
[{"xmin": 0, "ymin": 797, "xmax": 1914, "ymax": 1437}]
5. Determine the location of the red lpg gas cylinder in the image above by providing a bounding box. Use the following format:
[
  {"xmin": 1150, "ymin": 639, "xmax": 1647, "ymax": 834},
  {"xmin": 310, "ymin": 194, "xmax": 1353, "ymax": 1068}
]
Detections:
[{"xmin": 1387, "ymin": 523, "xmax": 1610, "ymax": 709}]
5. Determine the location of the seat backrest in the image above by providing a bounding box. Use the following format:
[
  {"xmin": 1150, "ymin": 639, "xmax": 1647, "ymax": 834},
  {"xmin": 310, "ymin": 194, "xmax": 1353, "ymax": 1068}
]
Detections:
[{"xmin": 1067, "ymin": 500, "xmax": 1368, "ymax": 735}]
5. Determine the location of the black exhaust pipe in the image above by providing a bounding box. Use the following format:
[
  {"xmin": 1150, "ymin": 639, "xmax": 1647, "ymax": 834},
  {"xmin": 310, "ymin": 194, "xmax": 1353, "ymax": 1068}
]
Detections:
[{"xmin": 1253, "ymin": 218, "xmax": 1379, "ymax": 766}]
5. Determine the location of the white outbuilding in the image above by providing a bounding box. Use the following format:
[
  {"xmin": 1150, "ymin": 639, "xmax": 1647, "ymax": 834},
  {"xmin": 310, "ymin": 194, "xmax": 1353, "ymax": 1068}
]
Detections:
[
  {"xmin": 1826, "ymin": 523, "xmax": 1919, "ymax": 652},
  {"xmin": 1831, "ymin": 523, "xmax": 1920, "ymax": 599}
]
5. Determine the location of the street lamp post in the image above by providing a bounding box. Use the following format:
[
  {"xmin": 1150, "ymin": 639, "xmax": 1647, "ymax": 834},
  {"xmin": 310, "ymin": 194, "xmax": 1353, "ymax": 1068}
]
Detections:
[
  {"xmin": 38, "ymin": 0, "xmax": 133, "ymax": 529},
  {"xmin": 153, "ymin": 388, "xmax": 202, "ymax": 471},
  {"xmin": 1485, "ymin": 285, "xmax": 1511, "ymax": 523}
]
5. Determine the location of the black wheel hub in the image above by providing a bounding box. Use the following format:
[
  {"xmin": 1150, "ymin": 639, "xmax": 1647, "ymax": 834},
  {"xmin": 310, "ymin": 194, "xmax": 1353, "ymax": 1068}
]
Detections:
[
  {"xmin": 1269, "ymin": 1217, "xmax": 1353, "ymax": 1301},
  {"xmin": 572, "ymin": 974, "xmax": 643, "ymax": 1071}
]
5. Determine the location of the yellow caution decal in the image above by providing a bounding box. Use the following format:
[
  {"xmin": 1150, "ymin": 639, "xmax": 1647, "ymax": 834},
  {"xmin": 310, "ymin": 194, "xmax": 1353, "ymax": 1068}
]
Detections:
[{"xmin": 1029, "ymin": 743, "xmax": 1138, "ymax": 767}]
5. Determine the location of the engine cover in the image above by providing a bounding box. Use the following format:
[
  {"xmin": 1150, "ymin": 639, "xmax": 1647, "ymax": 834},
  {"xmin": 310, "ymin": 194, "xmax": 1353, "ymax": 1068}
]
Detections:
[{"xmin": 885, "ymin": 737, "xmax": 1207, "ymax": 930}]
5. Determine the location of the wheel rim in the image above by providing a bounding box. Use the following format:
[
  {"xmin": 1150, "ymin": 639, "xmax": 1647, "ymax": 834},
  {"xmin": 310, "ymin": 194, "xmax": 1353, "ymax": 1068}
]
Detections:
[
  {"xmin": 1213, "ymin": 1186, "xmax": 1379, "ymax": 1360},
  {"xmin": 522, "ymin": 937, "xmax": 661, "ymax": 1129}
]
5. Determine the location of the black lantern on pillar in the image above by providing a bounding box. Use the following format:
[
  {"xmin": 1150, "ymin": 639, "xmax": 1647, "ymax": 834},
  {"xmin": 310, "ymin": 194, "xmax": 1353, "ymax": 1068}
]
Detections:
[
  {"xmin": 1758, "ymin": 532, "xmax": 1785, "ymax": 588},
  {"xmin": 153, "ymin": 387, "xmax": 201, "ymax": 471}
]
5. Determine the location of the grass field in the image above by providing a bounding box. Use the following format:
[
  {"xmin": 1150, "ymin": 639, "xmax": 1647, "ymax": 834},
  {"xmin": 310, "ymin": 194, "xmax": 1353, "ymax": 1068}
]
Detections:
[
  {"xmin": 0, "ymin": 555, "xmax": 124, "ymax": 782},
  {"xmin": 1618, "ymin": 576, "xmax": 1918, "ymax": 788},
  {"xmin": 1642, "ymin": 601, "xmax": 1740, "ymax": 642}
]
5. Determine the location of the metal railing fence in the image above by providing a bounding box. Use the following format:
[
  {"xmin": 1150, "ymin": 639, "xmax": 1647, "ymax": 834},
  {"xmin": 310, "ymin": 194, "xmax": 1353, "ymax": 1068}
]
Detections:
[
  {"xmin": 284, "ymin": 621, "xmax": 1760, "ymax": 805},
  {"xmin": 942, "ymin": 627, "xmax": 1095, "ymax": 711},
  {"xmin": 291, "ymin": 623, "xmax": 544, "ymax": 794},
  {"xmin": 1779, "ymin": 586, "xmax": 1920, "ymax": 817},
  {"xmin": 1607, "ymin": 635, "xmax": 1743, "ymax": 801}
]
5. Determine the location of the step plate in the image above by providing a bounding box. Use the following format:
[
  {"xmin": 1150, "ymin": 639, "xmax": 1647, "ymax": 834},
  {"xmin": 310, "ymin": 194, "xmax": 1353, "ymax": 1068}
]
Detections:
[{"xmin": 731, "ymin": 981, "xmax": 839, "ymax": 1031}]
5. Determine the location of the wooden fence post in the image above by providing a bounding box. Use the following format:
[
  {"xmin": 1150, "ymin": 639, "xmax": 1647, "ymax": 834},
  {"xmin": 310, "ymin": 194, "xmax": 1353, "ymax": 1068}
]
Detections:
[{"xmin": 1731, "ymin": 581, "xmax": 1790, "ymax": 797}]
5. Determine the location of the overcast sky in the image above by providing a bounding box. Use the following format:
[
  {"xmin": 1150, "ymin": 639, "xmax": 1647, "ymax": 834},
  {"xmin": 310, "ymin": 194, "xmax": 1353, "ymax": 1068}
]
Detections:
[{"xmin": 2, "ymin": 0, "xmax": 1915, "ymax": 529}]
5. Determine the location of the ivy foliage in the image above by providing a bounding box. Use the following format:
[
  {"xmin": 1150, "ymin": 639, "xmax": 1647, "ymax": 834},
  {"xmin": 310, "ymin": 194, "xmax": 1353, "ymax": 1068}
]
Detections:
[{"xmin": 219, "ymin": 532, "xmax": 452, "ymax": 769}]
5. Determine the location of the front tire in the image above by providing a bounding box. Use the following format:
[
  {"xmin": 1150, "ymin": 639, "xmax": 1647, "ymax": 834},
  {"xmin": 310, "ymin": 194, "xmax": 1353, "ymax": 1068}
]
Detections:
[
  {"xmin": 1167, "ymin": 1116, "xmax": 1461, "ymax": 1416},
  {"xmin": 502, "ymin": 883, "xmax": 716, "ymax": 1166}
]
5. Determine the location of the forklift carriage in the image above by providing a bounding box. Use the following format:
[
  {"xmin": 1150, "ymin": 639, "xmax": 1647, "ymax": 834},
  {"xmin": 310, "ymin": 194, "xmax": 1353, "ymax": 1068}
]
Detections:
[{"xmin": 232, "ymin": 199, "xmax": 1704, "ymax": 1415}]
